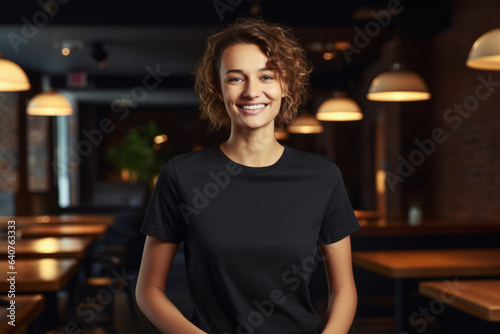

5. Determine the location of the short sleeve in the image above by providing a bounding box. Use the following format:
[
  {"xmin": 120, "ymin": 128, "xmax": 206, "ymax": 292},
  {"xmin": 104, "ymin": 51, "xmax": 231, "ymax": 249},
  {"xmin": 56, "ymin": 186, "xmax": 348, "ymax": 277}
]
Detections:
[
  {"xmin": 318, "ymin": 163, "xmax": 360, "ymax": 244},
  {"xmin": 140, "ymin": 159, "xmax": 185, "ymax": 243}
]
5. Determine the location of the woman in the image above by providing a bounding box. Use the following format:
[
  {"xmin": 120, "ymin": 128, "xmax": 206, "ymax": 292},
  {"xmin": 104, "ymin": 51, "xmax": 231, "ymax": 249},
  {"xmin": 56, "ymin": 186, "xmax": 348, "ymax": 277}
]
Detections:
[{"xmin": 136, "ymin": 17, "xmax": 360, "ymax": 334}]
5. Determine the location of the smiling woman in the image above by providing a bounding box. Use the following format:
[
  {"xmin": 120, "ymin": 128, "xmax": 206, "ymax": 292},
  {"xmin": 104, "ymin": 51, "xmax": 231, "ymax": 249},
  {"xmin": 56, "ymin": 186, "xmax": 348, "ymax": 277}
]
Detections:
[
  {"xmin": 136, "ymin": 17, "xmax": 360, "ymax": 334},
  {"xmin": 194, "ymin": 17, "xmax": 312, "ymax": 131},
  {"xmin": 219, "ymin": 43, "xmax": 284, "ymax": 132}
]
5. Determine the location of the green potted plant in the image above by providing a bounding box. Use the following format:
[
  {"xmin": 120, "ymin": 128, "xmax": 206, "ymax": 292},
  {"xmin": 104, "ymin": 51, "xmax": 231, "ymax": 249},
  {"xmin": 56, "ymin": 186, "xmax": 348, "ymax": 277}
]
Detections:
[{"xmin": 106, "ymin": 121, "xmax": 171, "ymax": 188}]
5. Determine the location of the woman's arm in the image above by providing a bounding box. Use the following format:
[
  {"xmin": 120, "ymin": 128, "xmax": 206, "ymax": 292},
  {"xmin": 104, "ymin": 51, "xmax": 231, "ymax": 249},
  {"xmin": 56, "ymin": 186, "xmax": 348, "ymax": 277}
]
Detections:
[
  {"xmin": 318, "ymin": 235, "xmax": 357, "ymax": 334},
  {"xmin": 136, "ymin": 236, "xmax": 207, "ymax": 334}
]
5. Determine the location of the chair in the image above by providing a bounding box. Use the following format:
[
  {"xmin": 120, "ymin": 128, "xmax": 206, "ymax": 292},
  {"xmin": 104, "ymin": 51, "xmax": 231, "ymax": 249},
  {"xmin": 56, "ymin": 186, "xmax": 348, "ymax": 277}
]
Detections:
[{"xmin": 68, "ymin": 209, "xmax": 146, "ymax": 333}]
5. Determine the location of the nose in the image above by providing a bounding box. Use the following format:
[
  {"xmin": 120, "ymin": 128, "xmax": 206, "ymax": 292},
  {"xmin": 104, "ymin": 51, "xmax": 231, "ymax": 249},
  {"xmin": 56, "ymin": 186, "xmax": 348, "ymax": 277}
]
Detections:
[{"xmin": 243, "ymin": 78, "xmax": 260, "ymax": 99}]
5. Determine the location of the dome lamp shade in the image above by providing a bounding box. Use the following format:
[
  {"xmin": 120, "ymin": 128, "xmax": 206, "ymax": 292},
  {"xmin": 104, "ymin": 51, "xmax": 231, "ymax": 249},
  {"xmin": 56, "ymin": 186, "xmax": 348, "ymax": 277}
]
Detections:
[
  {"xmin": 466, "ymin": 28, "xmax": 500, "ymax": 70},
  {"xmin": 287, "ymin": 113, "xmax": 324, "ymax": 134},
  {"xmin": 0, "ymin": 56, "xmax": 31, "ymax": 92},
  {"xmin": 27, "ymin": 90, "xmax": 73, "ymax": 116},
  {"xmin": 316, "ymin": 92, "xmax": 363, "ymax": 121},
  {"xmin": 367, "ymin": 63, "xmax": 431, "ymax": 102}
]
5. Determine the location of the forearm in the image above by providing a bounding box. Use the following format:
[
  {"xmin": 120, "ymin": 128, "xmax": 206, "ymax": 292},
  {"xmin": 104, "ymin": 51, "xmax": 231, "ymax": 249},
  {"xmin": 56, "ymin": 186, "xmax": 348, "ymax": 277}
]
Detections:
[
  {"xmin": 321, "ymin": 287, "xmax": 357, "ymax": 334},
  {"xmin": 136, "ymin": 286, "xmax": 207, "ymax": 334}
]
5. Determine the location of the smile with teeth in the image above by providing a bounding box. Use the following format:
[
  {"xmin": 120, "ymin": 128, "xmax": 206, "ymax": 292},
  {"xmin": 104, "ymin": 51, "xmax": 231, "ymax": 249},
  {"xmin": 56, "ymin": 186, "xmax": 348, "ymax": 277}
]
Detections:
[{"xmin": 239, "ymin": 104, "xmax": 267, "ymax": 110}]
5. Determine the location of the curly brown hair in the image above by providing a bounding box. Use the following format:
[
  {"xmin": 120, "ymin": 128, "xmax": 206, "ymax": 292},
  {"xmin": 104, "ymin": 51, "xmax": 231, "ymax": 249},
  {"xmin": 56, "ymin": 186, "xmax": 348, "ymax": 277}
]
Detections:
[{"xmin": 194, "ymin": 17, "xmax": 312, "ymax": 131}]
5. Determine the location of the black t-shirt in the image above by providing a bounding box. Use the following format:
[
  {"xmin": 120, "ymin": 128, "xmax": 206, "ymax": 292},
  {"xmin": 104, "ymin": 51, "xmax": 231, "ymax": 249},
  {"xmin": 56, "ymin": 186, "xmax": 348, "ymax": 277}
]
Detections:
[{"xmin": 141, "ymin": 144, "xmax": 360, "ymax": 334}]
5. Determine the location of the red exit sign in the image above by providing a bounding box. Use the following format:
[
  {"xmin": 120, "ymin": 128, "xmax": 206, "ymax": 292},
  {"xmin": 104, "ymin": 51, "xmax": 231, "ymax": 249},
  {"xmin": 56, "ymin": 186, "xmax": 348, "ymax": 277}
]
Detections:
[{"xmin": 67, "ymin": 71, "xmax": 87, "ymax": 88}]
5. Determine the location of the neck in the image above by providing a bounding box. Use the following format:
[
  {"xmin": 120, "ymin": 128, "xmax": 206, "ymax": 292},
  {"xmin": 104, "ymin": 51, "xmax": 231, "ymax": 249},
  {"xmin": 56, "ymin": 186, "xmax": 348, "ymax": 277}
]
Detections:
[{"xmin": 220, "ymin": 123, "xmax": 284, "ymax": 167}]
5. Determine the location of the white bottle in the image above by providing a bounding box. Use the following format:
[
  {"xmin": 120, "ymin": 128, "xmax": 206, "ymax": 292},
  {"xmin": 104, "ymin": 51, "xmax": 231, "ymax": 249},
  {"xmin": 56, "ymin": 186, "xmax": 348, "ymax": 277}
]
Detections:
[{"xmin": 408, "ymin": 205, "xmax": 423, "ymax": 226}]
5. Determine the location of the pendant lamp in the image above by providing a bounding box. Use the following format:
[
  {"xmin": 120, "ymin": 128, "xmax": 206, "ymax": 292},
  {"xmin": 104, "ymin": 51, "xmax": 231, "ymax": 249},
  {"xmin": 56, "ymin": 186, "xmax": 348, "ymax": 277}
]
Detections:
[
  {"xmin": 367, "ymin": 63, "xmax": 431, "ymax": 102},
  {"xmin": 27, "ymin": 89, "xmax": 73, "ymax": 116},
  {"xmin": 466, "ymin": 28, "xmax": 500, "ymax": 70},
  {"xmin": 316, "ymin": 91, "xmax": 363, "ymax": 121},
  {"xmin": 287, "ymin": 113, "xmax": 324, "ymax": 134},
  {"xmin": 0, "ymin": 54, "xmax": 31, "ymax": 91},
  {"xmin": 27, "ymin": 75, "xmax": 72, "ymax": 116}
]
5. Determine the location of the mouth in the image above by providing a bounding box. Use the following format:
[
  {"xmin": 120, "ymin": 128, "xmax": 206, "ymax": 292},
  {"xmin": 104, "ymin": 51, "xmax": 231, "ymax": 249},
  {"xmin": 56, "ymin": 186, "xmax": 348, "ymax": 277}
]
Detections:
[{"xmin": 237, "ymin": 103, "xmax": 268, "ymax": 115}]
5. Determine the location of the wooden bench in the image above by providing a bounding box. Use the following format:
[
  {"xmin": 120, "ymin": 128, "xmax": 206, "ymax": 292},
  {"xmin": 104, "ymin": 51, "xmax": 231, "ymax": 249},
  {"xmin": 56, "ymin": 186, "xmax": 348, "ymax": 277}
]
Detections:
[{"xmin": 419, "ymin": 279, "xmax": 500, "ymax": 322}]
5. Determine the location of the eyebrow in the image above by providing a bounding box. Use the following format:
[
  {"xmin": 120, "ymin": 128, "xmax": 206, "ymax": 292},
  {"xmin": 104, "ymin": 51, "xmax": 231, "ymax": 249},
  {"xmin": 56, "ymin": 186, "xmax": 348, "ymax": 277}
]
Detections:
[{"xmin": 224, "ymin": 67, "xmax": 274, "ymax": 75}]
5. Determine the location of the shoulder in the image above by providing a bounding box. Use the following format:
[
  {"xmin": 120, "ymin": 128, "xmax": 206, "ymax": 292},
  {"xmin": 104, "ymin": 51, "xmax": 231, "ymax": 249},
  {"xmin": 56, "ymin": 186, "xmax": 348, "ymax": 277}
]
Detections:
[
  {"xmin": 162, "ymin": 145, "xmax": 220, "ymax": 171},
  {"xmin": 157, "ymin": 145, "xmax": 221, "ymax": 180}
]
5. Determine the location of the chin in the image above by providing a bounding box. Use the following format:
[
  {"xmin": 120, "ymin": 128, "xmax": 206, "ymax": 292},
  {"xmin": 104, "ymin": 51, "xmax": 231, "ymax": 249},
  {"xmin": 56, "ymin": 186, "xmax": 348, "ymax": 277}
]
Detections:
[{"xmin": 241, "ymin": 120, "xmax": 275, "ymax": 130}]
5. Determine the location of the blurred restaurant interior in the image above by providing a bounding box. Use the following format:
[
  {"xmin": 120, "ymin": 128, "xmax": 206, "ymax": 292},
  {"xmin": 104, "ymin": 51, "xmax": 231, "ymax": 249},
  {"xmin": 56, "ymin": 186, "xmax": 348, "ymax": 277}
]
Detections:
[{"xmin": 1, "ymin": 0, "xmax": 500, "ymax": 333}]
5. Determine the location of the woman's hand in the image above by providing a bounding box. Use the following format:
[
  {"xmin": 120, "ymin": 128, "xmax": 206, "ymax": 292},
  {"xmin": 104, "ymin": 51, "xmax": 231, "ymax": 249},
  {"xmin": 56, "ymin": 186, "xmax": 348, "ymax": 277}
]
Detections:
[{"xmin": 136, "ymin": 236, "xmax": 206, "ymax": 334}]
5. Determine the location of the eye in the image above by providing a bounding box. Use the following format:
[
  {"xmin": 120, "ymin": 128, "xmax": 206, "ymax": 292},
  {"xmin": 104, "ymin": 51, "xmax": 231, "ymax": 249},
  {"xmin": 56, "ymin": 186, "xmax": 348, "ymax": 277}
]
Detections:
[
  {"xmin": 261, "ymin": 75, "xmax": 273, "ymax": 81},
  {"xmin": 228, "ymin": 77, "xmax": 243, "ymax": 82}
]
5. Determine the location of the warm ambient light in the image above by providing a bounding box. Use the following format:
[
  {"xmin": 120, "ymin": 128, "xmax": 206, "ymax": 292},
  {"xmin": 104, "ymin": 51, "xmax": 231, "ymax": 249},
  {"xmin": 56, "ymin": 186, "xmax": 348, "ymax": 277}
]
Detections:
[
  {"xmin": 0, "ymin": 56, "xmax": 31, "ymax": 92},
  {"xmin": 274, "ymin": 127, "xmax": 289, "ymax": 140},
  {"xmin": 316, "ymin": 92, "xmax": 363, "ymax": 121},
  {"xmin": 36, "ymin": 215, "xmax": 51, "ymax": 223},
  {"xmin": 92, "ymin": 42, "xmax": 108, "ymax": 69},
  {"xmin": 376, "ymin": 170, "xmax": 386, "ymax": 195},
  {"xmin": 287, "ymin": 114, "xmax": 324, "ymax": 134},
  {"xmin": 36, "ymin": 258, "xmax": 60, "ymax": 281},
  {"xmin": 61, "ymin": 47, "xmax": 71, "ymax": 56},
  {"xmin": 27, "ymin": 90, "xmax": 73, "ymax": 116},
  {"xmin": 32, "ymin": 238, "xmax": 59, "ymax": 253},
  {"xmin": 323, "ymin": 52, "xmax": 336, "ymax": 61},
  {"xmin": 367, "ymin": 63, "xmax": 431, "ymax": 102},
  {"xmin": 121, "ymin": 169, "xmax": 131, "ymax": 182},
  {"xmin": 154, "ymin": 134, "xmax": 168, "ymax": 144},
  {"xmin": 467, "ymin": 28, "xmax": 500, "ymax": 70}
]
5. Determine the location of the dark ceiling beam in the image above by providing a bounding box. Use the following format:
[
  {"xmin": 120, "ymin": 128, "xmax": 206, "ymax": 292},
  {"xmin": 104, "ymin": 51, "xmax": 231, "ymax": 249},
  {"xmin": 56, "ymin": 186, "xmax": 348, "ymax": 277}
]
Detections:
[
  {"xmin": 0, "ymin": 0, "xmax": 250, "ymax": 26},
  {"xmin": 0, "ymin": 0, "xmax": 450, "ymax": 36},
  {"xmin": 50, "ymin": 74, "xmax": 194, "ymax": 90}
]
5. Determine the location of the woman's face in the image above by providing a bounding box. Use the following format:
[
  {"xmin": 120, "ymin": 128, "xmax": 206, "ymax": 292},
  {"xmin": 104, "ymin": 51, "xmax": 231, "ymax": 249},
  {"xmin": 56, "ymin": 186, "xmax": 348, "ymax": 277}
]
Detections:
[{"xmin": 219, "ymin": 43, "xmax": 284, "ymax": 131}]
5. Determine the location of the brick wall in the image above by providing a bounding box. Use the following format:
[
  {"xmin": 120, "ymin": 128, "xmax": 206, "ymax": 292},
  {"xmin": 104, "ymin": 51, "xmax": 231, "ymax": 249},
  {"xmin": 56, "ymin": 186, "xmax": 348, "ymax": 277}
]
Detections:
[
  {"xmin": 27, "ymin": 115, "xmax": 50, "ymax": 192},
  {"xmin": 359, "ymin": 0, "xmax": 500, "ymax": 223},
  {"xmin": 429, "ymin": 0, "xmax": 500, "ymax": 222},
  {"xmin": 0, "ymin": 93, "xmax": 19, "ymax": 193}
]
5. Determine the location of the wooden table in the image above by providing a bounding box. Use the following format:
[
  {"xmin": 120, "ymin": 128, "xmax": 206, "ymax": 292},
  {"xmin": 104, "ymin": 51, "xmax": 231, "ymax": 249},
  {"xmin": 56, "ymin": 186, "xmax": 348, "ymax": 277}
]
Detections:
[
  {"xmin": 0, "ymin": 214, "xmax": 115, "ymax": 227},
  {"xmin": 353, "ymin": 220, "xmax": 500, "ymax": 237},
  {"xmin": 19, "ymin": 224, "xmax": 108, "ymax": 239},
  {"xmin": 0, "ymin": 258, "xmax": 79, "ymax": 292},
  {"xmin": 0, "ymin": 294, "xmax": 45, "ymax": 334},
  {"xmin": 352, "ymin": 249, "xmax": 500, "ymax": 333},
  {"xmin": 0, "ymin": 237, "xmax": 94, "ymax": 259},
  {"xmin": 353, "ymin": 249, "xmax": 500, "ymax": 278},
  {"xmin": 0, "ymin": 295, "xmax": 45, "ymax": 334},
  {"xmin": 0, "ymin": 259, "xmax": 79, "ymax": 332},
  {"xmin": 420, "ymin": 279, "xmax": 500, "ymax": 322}
]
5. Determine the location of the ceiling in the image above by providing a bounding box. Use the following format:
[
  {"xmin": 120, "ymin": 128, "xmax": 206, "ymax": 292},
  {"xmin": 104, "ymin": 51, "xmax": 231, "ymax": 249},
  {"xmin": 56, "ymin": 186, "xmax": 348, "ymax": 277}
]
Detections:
[{"xmin": 0, "ymin": 0, "xmax": 451, "ymax": 107}]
